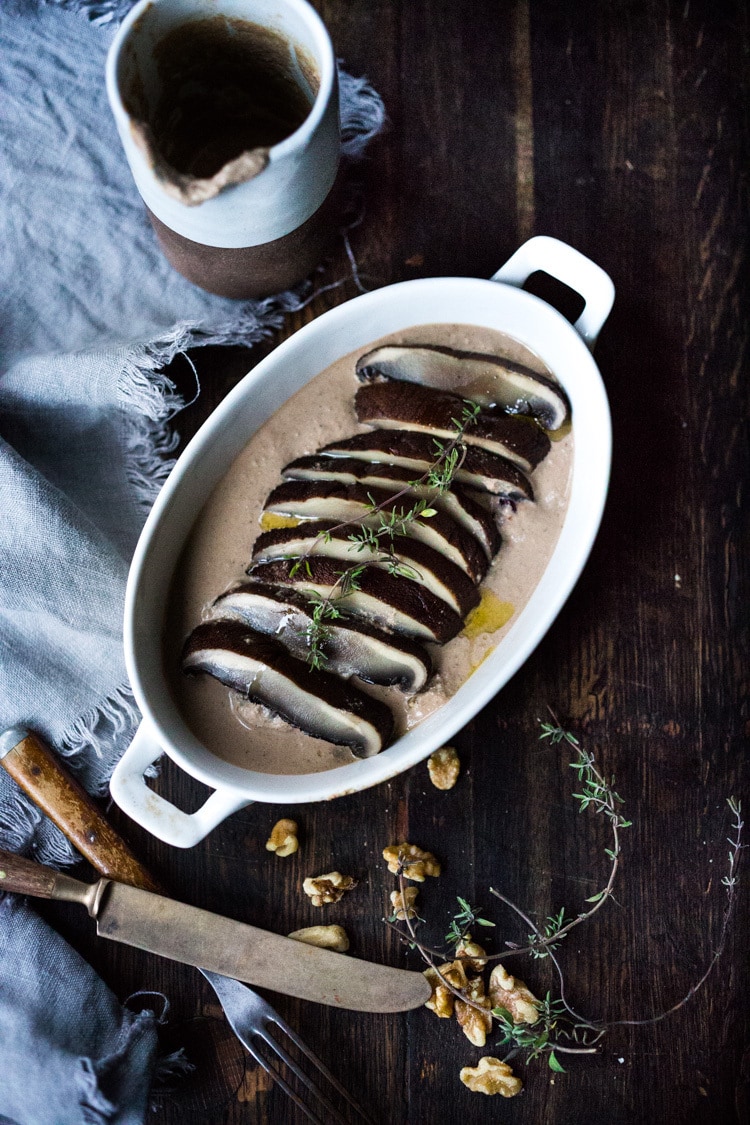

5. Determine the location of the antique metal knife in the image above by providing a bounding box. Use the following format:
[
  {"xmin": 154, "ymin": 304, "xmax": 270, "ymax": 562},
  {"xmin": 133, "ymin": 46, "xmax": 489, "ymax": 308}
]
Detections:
[{"xmin": 0, "ymin": 848, "xmax": 431, "ymax": 1012}]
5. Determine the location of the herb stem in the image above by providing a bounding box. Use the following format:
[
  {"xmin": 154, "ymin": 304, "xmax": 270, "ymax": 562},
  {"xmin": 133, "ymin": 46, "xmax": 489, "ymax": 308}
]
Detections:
[{"xmin": 293, "ymin": 401, "xmax": 480, "ymax": 667}]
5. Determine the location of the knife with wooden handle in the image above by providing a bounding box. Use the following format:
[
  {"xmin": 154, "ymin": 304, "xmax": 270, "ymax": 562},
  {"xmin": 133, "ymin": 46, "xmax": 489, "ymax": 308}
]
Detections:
[
  {"xmin": 0, "ymin": 848, "xmax": 431, "ymax": 1012},
  {"xmin": 0, "ymin": 727, "xmax": 160, "ymax": 892}
]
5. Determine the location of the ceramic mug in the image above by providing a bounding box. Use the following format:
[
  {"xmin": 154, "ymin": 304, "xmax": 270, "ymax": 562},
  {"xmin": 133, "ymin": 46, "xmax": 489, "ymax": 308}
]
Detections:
[
  {"xmin": 110, "ymin": 236, "xmax": 615, "ymax": 848},
  {"xmin": 106, "ymin": 0, "xmax": 340, "ymax": 298}
]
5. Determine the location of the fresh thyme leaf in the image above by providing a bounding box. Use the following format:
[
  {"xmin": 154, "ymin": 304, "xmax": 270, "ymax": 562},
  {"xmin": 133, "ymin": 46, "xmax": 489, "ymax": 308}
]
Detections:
[
  {"xmin": 445, "ymin": 897, "xmax": 495, "ymax": 947},
  {"xmin": 289, "ymin": 397, "xmax": 480, "ymax": 666}
]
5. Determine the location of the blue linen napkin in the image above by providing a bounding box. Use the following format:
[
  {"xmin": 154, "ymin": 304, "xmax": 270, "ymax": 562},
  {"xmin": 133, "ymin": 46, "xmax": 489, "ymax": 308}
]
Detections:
[
  {"xmin": 0, "ymin": 2, "xmax": 385, "ymax": 1120},
  {"xmin": 0, "ymin": 896, "xmax": 159, "ymax": 1125}
]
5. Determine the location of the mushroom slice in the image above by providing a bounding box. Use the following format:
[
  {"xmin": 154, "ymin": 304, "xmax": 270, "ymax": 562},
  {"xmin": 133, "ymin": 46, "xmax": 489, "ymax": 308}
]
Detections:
[
  {"xmin": 281, "ymin": 456, "xmax": 500, "ymax": 559},
  {"xmin": 355, "ymin": 381, "xmax": 550, "ymax": 472},
  {"xmin": 252, "ymin": 521, "xmax": 480, "ymax": 617},
  {"xmin": 355, "ymin": 342, "xmax": 571, "ymax": 431},
  {"xmin": 247, "ymin": 558, "xmax": 464, "ymax": 644},
  {"xmin": 318, "ymin": 430, "xmax": 534, "ymax": 500},
  {"xmin": 182, "ymin": 620, "xmax": 394, "ymax": 758},
  {"xmin": 263, "ymin": 481, "xmax": 489, "ymax": 583},
  {"xmin": 208, "ymin": 583, "xmax": 432, "ymax": 691}
]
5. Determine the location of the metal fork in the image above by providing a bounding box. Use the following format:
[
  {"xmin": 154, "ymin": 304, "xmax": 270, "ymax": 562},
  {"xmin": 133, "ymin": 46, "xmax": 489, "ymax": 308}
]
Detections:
[{"xmin": 202, "ymin": 969, "xmax": 375, "ymax": 1124}]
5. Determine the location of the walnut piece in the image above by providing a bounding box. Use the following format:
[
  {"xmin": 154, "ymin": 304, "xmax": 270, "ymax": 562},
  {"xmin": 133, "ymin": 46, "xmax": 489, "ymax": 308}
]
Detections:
[
  {"xmin": 390, "ymin": 886, "xmax": 419, "ymax": 921},
  {"xmin": 302, "ymin": 871, "xmax": 357, "ymax": 907},
  {"xmin": 288, "ymin": 925, "xmax": 349, "ymax": 952},
  {"xmin": 459, "ymin": 1057, "xmax": 523, "ymax": 1097},
  {"xmin": 382, "ymin": 842, "xmax": 441, "ymax": 882},
  {"xmin": 455, "ymin": 974, "xmax": 493, "ymax": 1047},
  {"xmin": 423, "ymin": 960, "xmax": 468, "ymax": 1019},
  {"xmin": 489, "ymin": 963, "xmax": 540, "ymax": 1025},
  {"xmin": 455, "ymin": 932, "xmax": 487, "ymax": 972},
  {"xmin": 265, "ymin": 818, "xmax": 299, "ymax": 857},
  {"xmin": 427, "ymin": 745, "xmax": 460, "ymax": 790}
]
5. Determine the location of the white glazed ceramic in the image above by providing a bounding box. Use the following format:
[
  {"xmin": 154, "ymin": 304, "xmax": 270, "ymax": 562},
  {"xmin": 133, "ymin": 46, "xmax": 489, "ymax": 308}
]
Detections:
[
  {"xmin": 105, "ymin": 0, "xmax": 339, "ymax": 249},
  {"xmin": 110, "ymin": 236, "xmax": 615, "ymax": 847}
]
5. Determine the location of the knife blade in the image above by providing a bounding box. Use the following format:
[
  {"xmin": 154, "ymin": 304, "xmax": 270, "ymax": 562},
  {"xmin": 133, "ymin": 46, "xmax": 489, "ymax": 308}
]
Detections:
[{"xmin": 0, "ymin": 849, "xmax": 431, "ymax": 1013}]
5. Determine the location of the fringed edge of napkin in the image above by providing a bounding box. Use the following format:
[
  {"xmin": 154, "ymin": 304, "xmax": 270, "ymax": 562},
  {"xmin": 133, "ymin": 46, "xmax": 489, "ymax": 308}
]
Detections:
[{"xmin": 0, "ymin": 331, "xmax": 190, "ymax": 866}]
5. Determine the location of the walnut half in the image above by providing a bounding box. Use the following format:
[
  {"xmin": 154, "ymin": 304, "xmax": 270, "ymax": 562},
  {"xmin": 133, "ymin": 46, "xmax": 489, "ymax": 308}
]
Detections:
[
  {"xmin": 488, "ymin": 963, "xmax": 540, "ymax": 1025},
  {"xmin": 382, "ymin": 842, "xmax": 441, "ymax": 882},
  {"xmin": 265, "ymin": 818, "xmax": 299, "ymax": 857},
  {"xmin": 390, "ymin": 886, "xmax": 419, "ymax": 921},
  {"xmin": 455, "ymin": 974, "xmax": 493, "ymax": 1047},
  {"xmin": 427, "ymin": 745, "xmax": 460, "ymax": 790},
  {"xmin": 302, "ymin": 871, "xmax": 358, "ymax": 907},
  {"xmin": 460, "ymin": 1057, "xmax": 523, "ymax": 1097},
  {"xmin": 423, "ymin": 960, "xmax": 468, "ymax": 1019},
  {"xmin": 288, "ymin": 925, "xmax": 349, "ymax": 952},
  {"xmin": 455, "ymin": 932, "xmax": 487, "ymax": 972}
]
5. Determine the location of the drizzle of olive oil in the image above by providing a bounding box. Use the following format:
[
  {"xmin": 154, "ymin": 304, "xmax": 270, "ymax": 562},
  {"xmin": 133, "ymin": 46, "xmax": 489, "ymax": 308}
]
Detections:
[
  {"xmin": 259, "ymin": 512, "xmax": 300, "ymax": 531},
  {"xmin": 548, "ymin": 419, "xmax": 572, "ymax": 443},
  {"xmin": 462, "ymin": 590, "xmax": 515, "ymax": 639}
]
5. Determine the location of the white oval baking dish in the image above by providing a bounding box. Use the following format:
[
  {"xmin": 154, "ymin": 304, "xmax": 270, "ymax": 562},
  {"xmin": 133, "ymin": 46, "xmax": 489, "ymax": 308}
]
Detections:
[{"xmin": 110, "ymin": 236, "xmax": 614, "ymax": 846}]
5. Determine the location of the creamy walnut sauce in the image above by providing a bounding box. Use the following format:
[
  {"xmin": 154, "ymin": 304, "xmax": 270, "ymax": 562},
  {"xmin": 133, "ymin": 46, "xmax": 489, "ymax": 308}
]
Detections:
[{"xmin": 165, "ymin": 324, "xmax": 574, "ymax": 775}]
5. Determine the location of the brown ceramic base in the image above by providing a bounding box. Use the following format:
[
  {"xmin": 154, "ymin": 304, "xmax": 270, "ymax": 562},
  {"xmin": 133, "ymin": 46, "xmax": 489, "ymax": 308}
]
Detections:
[{"xmin": 147, "ymin": 174, "xmax": 342, "ymax": 299}]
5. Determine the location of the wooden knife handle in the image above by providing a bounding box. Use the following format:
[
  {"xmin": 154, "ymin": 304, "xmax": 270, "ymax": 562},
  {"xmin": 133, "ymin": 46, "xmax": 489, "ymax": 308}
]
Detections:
[
  {"xmin": 0, "ymin": 847, "xmax": 62, "ymax": 898},
  {"xmin": 0, "ymin": 729, "xmax": 160, "ymax": 892},
  {"xmin": 0, "ymin": 847, "xmax": 106, "ymax": 915}
]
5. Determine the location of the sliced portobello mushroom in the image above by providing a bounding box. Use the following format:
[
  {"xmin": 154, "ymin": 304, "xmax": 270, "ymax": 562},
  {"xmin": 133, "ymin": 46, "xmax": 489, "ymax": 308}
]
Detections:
[
  {"xmin": 208, "ymin": 582, "xmax": 432, "ymax": 691},
  {"xmin": 247, "ymin": 557, "xmax": 464, "ymax": 644},
  {"xmin": 355, "ymin": 381, "xmax": 550, "ymax": 472},
  {"xmin": 262, "ymin": 480, "xmax": 489, "ymax": 582},
  {"xmin": 355, "ymin": 343, "xmax": 571, "ymax": 431},
  {"xmin": 182, "ymin": 620, "xmax": 394, "ymax": 758},
  {"xmin": 318, "ymin": 429, "xmax": 534, "ymax": 500},
  {"xmin": 251, "ymin": 520, "xmax": 480, "ymax": 617},
  {"xmin": 280, "ymin": 455, "xmax": 500, "ymax": 559}
]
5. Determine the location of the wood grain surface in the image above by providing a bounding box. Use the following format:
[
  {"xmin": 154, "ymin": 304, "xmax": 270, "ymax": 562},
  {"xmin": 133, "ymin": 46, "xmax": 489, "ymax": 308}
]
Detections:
[{"xmin": 38, "ymin": 1, "xmax": 749, "ymax": 1122}]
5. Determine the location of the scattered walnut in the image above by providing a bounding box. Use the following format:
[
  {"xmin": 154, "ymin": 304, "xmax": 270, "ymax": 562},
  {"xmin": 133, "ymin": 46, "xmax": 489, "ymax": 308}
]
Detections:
[
  {"xmin": 287, "ymin": 925, "xmax": 349, "ymax": 953},
  {"xmin": 455, "ymin": 932, "xmax": 487, "ymax": 972},
  {"xmin": 265, "ymin": 818, "xmax": 299, "ymax": 857},
  {"xmin": 382, "ymin": 842, "xmax": 441, "ymax": 882},
  {"xmin": 489, "ymin": 963, "xmax": 540, "ymax": 1025},
  {"xmin": 423, "ymin": 960, "xmax": 468, "ymax": 1019},
  {"xmin": 390, "ymin": 886, "xmax": 419, "ymax": 921},
  {"xmin": 427, "ymin": 745, "xmax": 460, "ymax": 790},
  {"xmin": 302, "ymin": 871, "xmax": 357, "ymax": 907},
  {"xmin": 459, "ymin": 1057, "xmax": 523, "ymax": 1097},
  {"xmin": 455, "ymin": 974, "xmax": 493, "ymax": 1047}
]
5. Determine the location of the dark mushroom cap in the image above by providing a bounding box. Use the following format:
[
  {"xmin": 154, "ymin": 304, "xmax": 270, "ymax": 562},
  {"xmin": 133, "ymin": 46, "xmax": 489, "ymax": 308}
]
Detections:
[
  {"xmin": 182, "ymin": 620, "xmax": 394, "ymax": 758},
  {"xmin": 355, "ymin": 342, "xmax": 571, "ymax": 430}
]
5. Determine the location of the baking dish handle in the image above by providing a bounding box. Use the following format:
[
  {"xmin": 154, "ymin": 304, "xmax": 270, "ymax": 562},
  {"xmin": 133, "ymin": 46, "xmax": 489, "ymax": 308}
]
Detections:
[
  {"xmin": 110, "ymin": 721, "xmax": 251, "ymax": 848},
  {"xmin": 491, "ymin": 235, "xmax": 615, "ymax": 349}
]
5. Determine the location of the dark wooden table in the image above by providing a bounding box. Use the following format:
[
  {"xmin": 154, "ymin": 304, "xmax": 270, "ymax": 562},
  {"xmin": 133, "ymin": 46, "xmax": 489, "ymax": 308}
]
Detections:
[{"xmin": 44, "ymin": 1, "xmax": 749, "ymax": 1122}]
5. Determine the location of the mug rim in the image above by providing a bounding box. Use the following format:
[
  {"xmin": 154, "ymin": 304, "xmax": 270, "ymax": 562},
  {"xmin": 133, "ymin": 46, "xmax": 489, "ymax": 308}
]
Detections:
[
  {"xmin": 124, "ymin": 273, "xmax": 611, "ymax": 803},
  {"xmin": 105, "ymin": 0, "xmax": 336, "ymax": 166}
]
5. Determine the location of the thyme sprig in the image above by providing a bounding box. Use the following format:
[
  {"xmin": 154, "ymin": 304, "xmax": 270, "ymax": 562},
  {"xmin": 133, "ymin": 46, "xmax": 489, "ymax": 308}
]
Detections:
[
  {"xmin": 492, "ymin": 993, "xmax": 603, "ymax": 1072},
  {"xmin": 290, "ymin": 401, "xmax": 481, "ymax": 668},
  {"xmin": 382, "ymin": 718, "xmax": 744, "ymax": 1075},
  {"xmin": 445, "ymin": 896, "xmax": 496, "ymax": 950}
]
